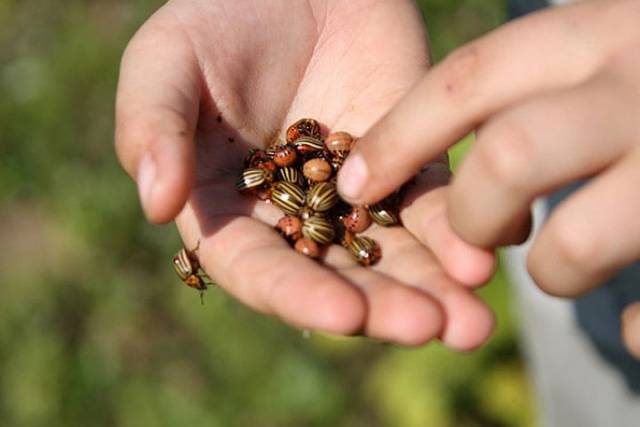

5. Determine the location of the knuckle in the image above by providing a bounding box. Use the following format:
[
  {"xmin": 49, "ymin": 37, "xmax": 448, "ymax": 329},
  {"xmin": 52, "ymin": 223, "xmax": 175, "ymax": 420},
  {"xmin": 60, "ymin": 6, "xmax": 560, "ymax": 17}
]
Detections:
[
  {"xmin": 439, "ymin": 43, "xmax": 484, "ymax": 98},
  {"xmin": 475, "ymin": 119, "xmax": 534, "ymax": 188}
]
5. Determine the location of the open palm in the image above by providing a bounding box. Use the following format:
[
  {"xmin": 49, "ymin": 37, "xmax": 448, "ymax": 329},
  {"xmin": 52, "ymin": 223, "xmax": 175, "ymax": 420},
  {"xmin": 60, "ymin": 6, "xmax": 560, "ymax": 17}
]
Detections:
[{"xmin": 116, "ymin": 0, "xmax": 495, "ymax": 348}]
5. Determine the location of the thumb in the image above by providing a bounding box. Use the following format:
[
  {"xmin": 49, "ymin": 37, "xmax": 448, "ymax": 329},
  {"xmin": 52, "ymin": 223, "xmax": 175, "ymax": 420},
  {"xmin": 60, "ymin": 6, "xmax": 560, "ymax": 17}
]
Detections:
[{"xmin": 115, "ymin": 12, "xmax": 200, "ymax": 224}]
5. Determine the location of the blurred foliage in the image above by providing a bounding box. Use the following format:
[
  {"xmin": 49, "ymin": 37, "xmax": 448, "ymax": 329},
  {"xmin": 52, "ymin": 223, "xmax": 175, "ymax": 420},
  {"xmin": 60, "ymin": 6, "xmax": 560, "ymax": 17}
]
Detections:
[
  {"xmin": 0, "ymin": 0, "xmax": 536, "ymax": 426},
  {"xmin": 418, "ymin": 0, "xmax": 507, "ymax": 61}
]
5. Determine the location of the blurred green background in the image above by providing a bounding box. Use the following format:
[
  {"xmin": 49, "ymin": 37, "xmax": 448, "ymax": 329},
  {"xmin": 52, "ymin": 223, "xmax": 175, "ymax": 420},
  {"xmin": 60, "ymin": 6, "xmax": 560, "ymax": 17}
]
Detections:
[{"xmin": 0, "ymin": 0, "xmax": 537, "ymax": 426}]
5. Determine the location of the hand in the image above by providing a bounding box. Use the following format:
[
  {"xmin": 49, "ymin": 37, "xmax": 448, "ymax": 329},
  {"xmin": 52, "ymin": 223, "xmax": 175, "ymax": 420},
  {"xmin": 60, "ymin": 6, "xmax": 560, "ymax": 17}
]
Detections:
[
  {"xmin": 337, "ymin": 0, "xmax": 640, "ymax": 352},
  {"xmin": 115, "ymin": 0, "xmax": 495, "ymax": 348}
]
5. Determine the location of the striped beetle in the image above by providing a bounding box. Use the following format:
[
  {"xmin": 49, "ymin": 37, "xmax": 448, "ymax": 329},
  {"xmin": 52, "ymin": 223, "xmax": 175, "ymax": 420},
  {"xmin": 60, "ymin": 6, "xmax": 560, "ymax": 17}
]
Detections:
[
  {"xmin": 271, "ymin": 182, "xmax": 306, "ymax": 215},
  {"xmin": 302, "ymin": 215, "xmax": 336, "ymax": 245},
  {"xmin": 292, "ymin": 136, "xmax": 325, "ymax": 154},
  {"xmin": 236, "ymin": 167, "xmax": 272, "ymax": 192},
  {"xmin": 172, "ymin": 241, "xmax": 211, "ymax": 303},
  {"xmin": 368, "ymin": 202, "xmax": 399, "ymax": 227},
  {"xmin": 278, "ymin": 166, "xmax": 305, "ymax": 187},
  {"xmin": 324, "ymin": 131, "xmax": 353, "ymax": 153},
  {"xmin": 306, "ymin": 182, "xmax": 338, "ymax": 213},
  {"xmin": 286, "ymin": 118, "xmax": 321, "ymax": 143},
  {"xmin": 347, "ymin": 235, "xmax": 381, "ymax": 266}
]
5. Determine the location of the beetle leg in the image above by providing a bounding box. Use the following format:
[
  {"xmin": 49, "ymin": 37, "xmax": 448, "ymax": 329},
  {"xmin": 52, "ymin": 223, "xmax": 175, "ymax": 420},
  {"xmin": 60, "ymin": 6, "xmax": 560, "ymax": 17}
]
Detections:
[{"xmin": 191, "ymin": 239, "xmax": 201, "ymax": 254}]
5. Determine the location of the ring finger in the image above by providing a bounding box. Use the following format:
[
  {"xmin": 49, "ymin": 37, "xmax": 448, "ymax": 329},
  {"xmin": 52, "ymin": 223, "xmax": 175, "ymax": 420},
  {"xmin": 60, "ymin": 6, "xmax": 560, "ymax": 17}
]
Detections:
[{"xmin": 449, "ymin": 70, "xmax": 637, "ymax": 248}]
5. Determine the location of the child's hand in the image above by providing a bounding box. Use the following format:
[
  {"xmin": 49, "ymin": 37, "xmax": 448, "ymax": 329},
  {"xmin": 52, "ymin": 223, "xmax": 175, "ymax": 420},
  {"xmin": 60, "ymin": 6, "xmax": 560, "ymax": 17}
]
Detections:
[
  {"xmin": 337, "ymin": 0, "xmax": 640, "ymax": 352},
  {"xmin": 115, "ymin": 0, "xmax": 496, "ymax": 349}
]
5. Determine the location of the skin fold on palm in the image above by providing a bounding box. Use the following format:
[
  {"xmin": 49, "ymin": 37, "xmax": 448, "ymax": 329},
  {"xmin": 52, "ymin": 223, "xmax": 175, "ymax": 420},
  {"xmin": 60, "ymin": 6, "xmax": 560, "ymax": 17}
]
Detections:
[{"xmin": 115, "ymin": 0, "xmax": 496, "ymax": 349}]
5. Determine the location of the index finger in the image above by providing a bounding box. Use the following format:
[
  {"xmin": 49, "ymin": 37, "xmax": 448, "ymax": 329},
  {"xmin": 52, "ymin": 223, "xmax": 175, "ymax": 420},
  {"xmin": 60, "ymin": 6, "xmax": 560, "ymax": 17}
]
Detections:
[{"xmin": 337, "ymin": 1, "xmax": 611, "ymax": 204}]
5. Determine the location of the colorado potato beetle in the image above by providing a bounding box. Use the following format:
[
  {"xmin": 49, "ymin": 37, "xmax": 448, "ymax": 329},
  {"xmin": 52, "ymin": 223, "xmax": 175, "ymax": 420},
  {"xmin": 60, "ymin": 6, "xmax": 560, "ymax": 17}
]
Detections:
[
  {"xmin": 302, "ymin": 215, "xmax": 336, "ymax": 245},
  {"xmin": 286, "ymin": 118, "xmax": 321, "ymax": 143},
  {"xmin": 295, "ymin": 237, "xmax": 321, "ymax": 258},
  {"xmin": 324, "ymin": 131, "xmax": 353, "ymax": 153},
  {"xmin": 276, "ymin": 215, "xmax": 303, "ymax": 242},
  {"xmin": 306, "ymin": 182, "xmax": 338, "ymax": 213},
  {"xmin": 343, "ymin": 206, "xmax": 372, "ymax": 233},
  {"xmin": 273, "ymin": 143, "xmax": 298, "ymax": 167},
  {"xmin": 236, "ymin": 167, "xmax": 271, "ymax": 192},
  {"xmin": 278, "ymin": 166, "xmax": 304, "ymax": 186},
  {"xmin": 292, "ymin": 136, "xmax": 325, "ymax": 154},
  {"xmin": 172, "ymin": 242, "xmax": 212, "ymax": 303},
  {"xmin": 271, "ymin": 182, "xmax": 306, "ymax": 215},
  {"xmin": 368, "ymin": 203, "xmax": 399, "ymax": 226},
  {"xmin": 303, "ymin": 158, "xmax": 332, "ymax": 182},
  {"xmin": 347, "ymin": 235, "xmax": 381, "ymax": 266}
]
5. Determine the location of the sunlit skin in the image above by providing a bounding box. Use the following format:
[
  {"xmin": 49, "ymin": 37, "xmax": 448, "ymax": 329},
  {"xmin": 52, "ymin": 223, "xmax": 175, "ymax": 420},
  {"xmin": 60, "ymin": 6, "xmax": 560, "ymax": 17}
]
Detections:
[
  {"xmin": 115, "ymin": 0, "xmax": 496, "ymax": 349},
  {"xmin": 336, "ymin": 0, "xmax": 640, "ymax": 356}
]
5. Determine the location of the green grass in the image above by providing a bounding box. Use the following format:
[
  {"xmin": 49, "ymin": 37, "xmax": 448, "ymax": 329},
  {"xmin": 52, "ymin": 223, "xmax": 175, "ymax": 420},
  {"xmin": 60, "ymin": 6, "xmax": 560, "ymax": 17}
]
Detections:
[{"xmin": 0, "ymin": 1, "xmax": 537, "ymax": 426}]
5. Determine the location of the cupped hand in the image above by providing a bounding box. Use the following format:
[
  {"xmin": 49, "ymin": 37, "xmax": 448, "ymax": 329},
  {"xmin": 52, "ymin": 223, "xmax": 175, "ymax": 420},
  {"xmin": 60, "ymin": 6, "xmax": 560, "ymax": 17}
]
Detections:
[
  {"xmin": 115, "ymin": 0, "xmax": 495, "ymax": 348},
  {"xmin": 336, "ymin": 0, "xmax": 640, "ymax": 351}
]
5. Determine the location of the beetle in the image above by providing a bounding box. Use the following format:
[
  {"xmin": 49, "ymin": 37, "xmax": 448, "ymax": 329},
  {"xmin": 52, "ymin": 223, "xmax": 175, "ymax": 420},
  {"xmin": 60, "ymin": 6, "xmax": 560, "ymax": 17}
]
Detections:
[
  {"xmin": 324, "ymin": 131, "xmax": 354, "ymax": 153},
  {"xmin": 292, "ymin": 136, "xmax": 325, "ymax": 154},
  {"xmin": 347, "ymin": 235, "xmax": 381, "ymax": 266},
  {"xmin": 236, "ymin": 167, "xmax": 272, "ymax": 192},
  {"xmin": 302, "ymin": 215, "xmax": 335, "ymax": 245},
  {"xmin": 273, "ymin": 143, "xmax": 298, "ymax": 167},
  {"xmin": 368, "ymin": 202, "xmax": 399, "ymax": 227},
  {"xmin": 172, "ymin": 241, "xmax": 212, "ymax": 304},
  {"xmin": 271, "ymin": 181, "xmax": 306, "ymax": 215},
  {"xmin": 278, "ymin": 166, "xmax": 305, "ymax": 187},
  {"xmin": 306, "ymin": 182, "xmax": 338, "ymax": 213},
  {"xmin": 286, "ymin": 118, "xmax": 321, "ymax": 143},
  {"xmin": 303, "ymin": 158, "xmax": 332, "ymax": 183},
  {"xmin": 343, "ymin": 206, "xmax": 372, "ymax": 233}
]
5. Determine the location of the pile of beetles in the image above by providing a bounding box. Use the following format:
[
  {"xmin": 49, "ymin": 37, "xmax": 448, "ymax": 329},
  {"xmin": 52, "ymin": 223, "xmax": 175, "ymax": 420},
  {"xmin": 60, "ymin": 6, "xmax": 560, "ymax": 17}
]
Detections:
[{"xmin": 236, "ymin": 118, "xmax": 402, "ymax": 266}]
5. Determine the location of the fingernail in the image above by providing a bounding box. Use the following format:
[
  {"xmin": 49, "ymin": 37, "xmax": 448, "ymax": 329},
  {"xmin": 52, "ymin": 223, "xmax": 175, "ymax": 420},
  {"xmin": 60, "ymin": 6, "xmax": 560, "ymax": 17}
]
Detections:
[
  {"xmin": 338, "ymin": 153, "xmax": 368, "ymax": 201},
  {"xmin": 137, "ymin": 154, "xmax": 156, "ymax": 214}
]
